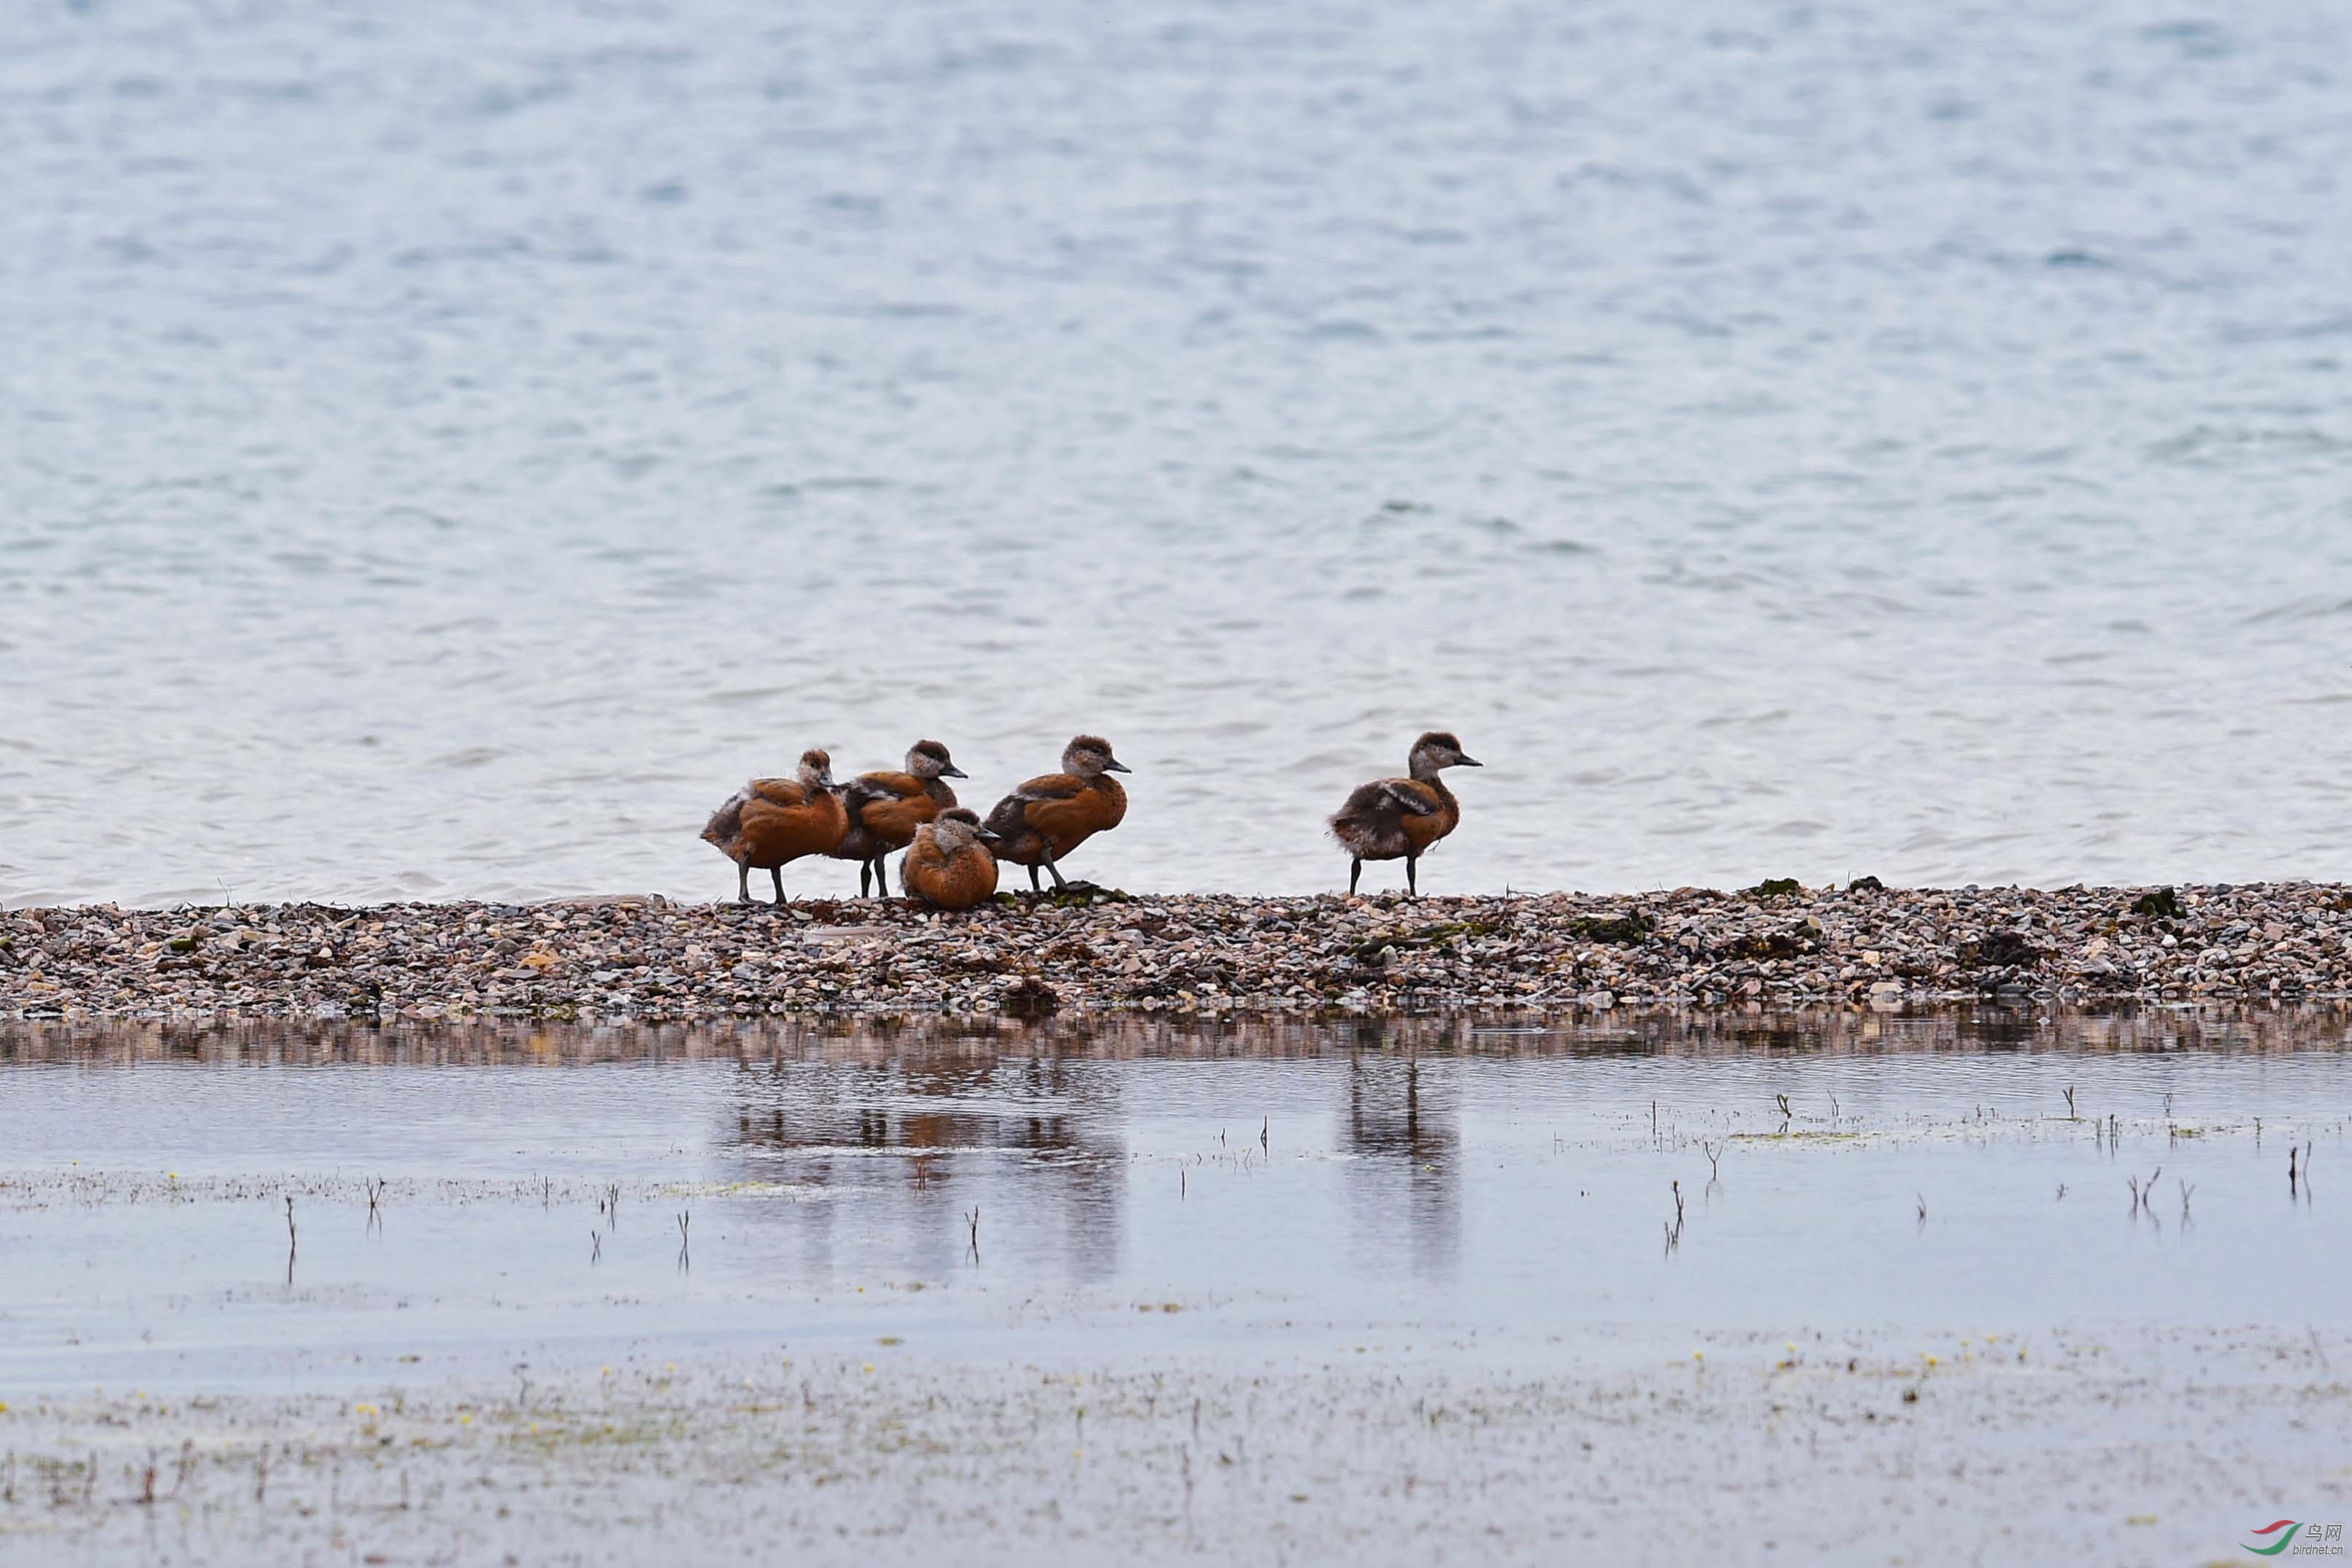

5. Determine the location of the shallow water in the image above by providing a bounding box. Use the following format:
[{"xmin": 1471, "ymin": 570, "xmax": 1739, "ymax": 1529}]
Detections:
[
  {"xmin": 6, "ymin": 1, "xmax": 2352, "ymax": 908},
  {"xmin": 3, "ymin": 1011, "xmax": 2345, "ymax": 1399}
]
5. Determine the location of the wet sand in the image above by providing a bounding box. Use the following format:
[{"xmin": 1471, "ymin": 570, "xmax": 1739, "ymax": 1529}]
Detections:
[
  {"xmin": 7, "ymin": 1326, "xmax": 2345, "ymax": 1567},
  {"xmin": 7, "ymin": 880, "xmax": 2351, "ymax": 1021},
  {"xmin": 1, "ymin": 1015, "xmax": 2346, "ymax": 1564}
]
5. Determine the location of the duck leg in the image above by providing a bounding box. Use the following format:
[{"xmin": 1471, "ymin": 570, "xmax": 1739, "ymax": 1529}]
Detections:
[
  {"xmin": 771, "ymin": 866, "xmax": 788, "ymax": 906},
  {"xmin": 1405, "ymin": 855, "xmax": 1419, "ymax": 899},
  {"xmin": 1348, "ymin": 857, "xmax": 1361, "ymax": 897},
  {"xmin": 1039, "ymin": 845, "xmax": 1069, "ymax": 890},
  {"xmin": 737, "ymin": 860, "xmax": 751, "ymax": 904},
  {"xmin": 870, "ymin": 857, "xmax": 888, "ymax": 899},
  {"xmin": 858, "ymin": 861, "xmax": 872, "ymax": 899},
  {"xmin": 1027, "ymin": 862, "xmax": 1042, "ymax": 893}
]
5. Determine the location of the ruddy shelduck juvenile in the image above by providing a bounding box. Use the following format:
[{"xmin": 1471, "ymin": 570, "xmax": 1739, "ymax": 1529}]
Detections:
[
  {"xmin": 828, "ymin": 739, "xmax": 968, "ymax": 898},
  {"xmin": 902, "ymin": 807, "xmax": 999, "ymax": 910},
  {"xmin": 700, "ymin": 748, "xmax": 849, "ymax": 904},
  {"xmin": 1328, "ymin": 731, "xmax": 1481, "ymax": 897},
  {"xmin": 980, "ymin": 734, "xmax": 1131, "ymax": 891}
]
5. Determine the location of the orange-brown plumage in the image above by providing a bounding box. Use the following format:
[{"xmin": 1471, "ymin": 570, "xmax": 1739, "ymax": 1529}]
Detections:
[
  {"xmin": 902, "ymin": 809, "xmax": 999, "ymax": 910},
  {"xmin": 980, "ymin": 735, "xmax": 1131, "ymax": 891},
  {"xmin": 1008, "ymin": 774, "xmax": 1127, "ymax": 856},
  {"xmin": 828, "ymin": 740, "xmax": 968, "ymax": 898},
  {"xmin": 701, "ymin": 749, "xmax": 848, "ymax": 904}
]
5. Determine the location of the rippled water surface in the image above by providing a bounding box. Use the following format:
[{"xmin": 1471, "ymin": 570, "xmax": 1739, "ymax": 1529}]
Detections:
[
  {"xmin": 1, "ymin": 1011, "xmax": 2346, "ymax": 1394},
  {"xmin": 5, "ymin": 0, "xmax": 2351, "ymax": 907}
]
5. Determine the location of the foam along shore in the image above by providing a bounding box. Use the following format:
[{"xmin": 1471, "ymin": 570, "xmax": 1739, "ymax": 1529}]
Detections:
[{"xmin": 5, "ymin": 880, "xmax": 2350, "ymax": 1021}]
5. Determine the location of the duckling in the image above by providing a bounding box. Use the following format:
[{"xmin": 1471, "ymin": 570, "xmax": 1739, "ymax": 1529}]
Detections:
[
  {"xmin": 980, "ymin": 734, "xmax": 1131, "ymax": 891},
  {"xmin": 1329, "ymin": 731, "xmax": 1482, "ymax": 897},
  {"xmin": 902, "ymin": 807, "xmax": 999, "ymax": 910},
  {"xmin": 828, "ymin": 739, "xmax": 969, "ymax": 898},
  {"xmin": 700, "ymin": 748, "xmax": 849, "ymax": 904}
]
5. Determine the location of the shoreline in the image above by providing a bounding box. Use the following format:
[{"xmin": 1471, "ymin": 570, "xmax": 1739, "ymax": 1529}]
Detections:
[{"xmin": 7, "ymin": 880, "xmax": 2351, "ymax": 1021}]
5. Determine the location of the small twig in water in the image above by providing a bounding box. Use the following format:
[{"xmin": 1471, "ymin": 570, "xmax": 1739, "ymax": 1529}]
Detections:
[
  {"xmin": 590, "ymin": 1230, "xmax": 602, "ymax": 1263},
  {"xmin": 1775, "ymin": 1094, "xmax": 1793, "ymax": 1123},
  {"xmin": 1702, "ymin": 1141, "xmax": 1723, "ymax": 1180},
  {"xmin": 1915, "ymin": 1194, "xmax": 1928, "ymax": 1224},
  {"xmin": 2178, "ymin": 1180, "xmax": 2194, "ymax": 1217}
]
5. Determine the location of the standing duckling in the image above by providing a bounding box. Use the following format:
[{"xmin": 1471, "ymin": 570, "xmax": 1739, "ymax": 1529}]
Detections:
[
  {"xmin": 980, "ymin": 734, "xmax": 1131, "ymax": 891},
  {"xmin": 1329, "ymin": 731, "xmax": 1482, "ymax": 897},
  {"xmin": 902, "ymin": 807, "xmax": 999, "ymax": 910},
  {"xmin": 700, "ymin": 748, "xmax": 849, "ymax": 904},
  {"xmin": 828, "ymin": 739, "xmax": 969, "ymax": 898}
]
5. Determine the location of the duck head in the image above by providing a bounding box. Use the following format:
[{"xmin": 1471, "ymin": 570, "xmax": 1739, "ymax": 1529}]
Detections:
[
  {"xmin": 907, "ymin": 739, "xmax": 968, "ymax": 781},
  {"xmin": 1408, "ymin": 731, "xmax": 1480, "ymax": 779},
  {"xmin": 1064, "ymin": 734, "xmax": 1131, "ymax": 777},
  {"xmin": 931, "ymin": 806, "xmax": 985, "ymax": 853},
  {"xmin": 797, "ymin": 748, "xmax": 837, "ymax": 791}
]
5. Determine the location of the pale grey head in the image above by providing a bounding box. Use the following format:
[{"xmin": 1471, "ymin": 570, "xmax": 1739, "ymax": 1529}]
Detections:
[
  {"xmin": 907, "ymin": 739, "xmax": 967, "ymax": 781},
  {"xmin": 1407, "ymin": 731, "xmax": 1480, "ymax": 780},
  {"xmin": 929, "ymin": 805, "xmax": 985, "ymax": 853},
  {"xmin": 1063, "ymin": 734, "xmax": 1131, "ymax": 777}
]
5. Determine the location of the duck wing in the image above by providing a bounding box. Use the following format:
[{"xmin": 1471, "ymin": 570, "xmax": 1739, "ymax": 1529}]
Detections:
[
  {"xmin": 844, "ymin": 770, "xmax": 921, "ymax": 820},
  {"xmin": 985, "ymin": 772, "xmax": 1081, "ymax": 837},
  {"xmin": 1333, "ymin": 777, "xmax": 1438, "ymax": 826},
  {"xmin": 745, "ymin": 776, "xmax": 812, "ymax": 810}
]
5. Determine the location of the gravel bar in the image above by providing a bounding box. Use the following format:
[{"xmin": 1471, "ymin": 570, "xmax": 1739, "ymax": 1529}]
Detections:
[{"xmin": 6, "ymin": 880, "xmax": 2351, "ymax": 1021}]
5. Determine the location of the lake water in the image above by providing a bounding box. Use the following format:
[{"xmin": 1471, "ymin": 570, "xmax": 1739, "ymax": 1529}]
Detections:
[
  {"xmin": 2, "ymin": 1010, "xmax": 2345, "ymax": 1394},
  {"xmin": 1, "ymin": 1011, "xmax": 2347, "ymax": 1564},
  {"xmin": 5, "ymin": 0, "xmax": 2352, "ymax": 909}
]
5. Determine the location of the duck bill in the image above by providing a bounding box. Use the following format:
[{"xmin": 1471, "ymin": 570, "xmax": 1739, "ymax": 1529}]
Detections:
[
  {"xmin": 942, "ymin": 765, "xmax": 969, "ymax": 780},
  {"xmin": 1455, "ymin": 755, "xmax": 1483, "ymax": 767},
  {"xmin": 1102, "ymin": 760, "xmax": 1132, "ymax": 774}
]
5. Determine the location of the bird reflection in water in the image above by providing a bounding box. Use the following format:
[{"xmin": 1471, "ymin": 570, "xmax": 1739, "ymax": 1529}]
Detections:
[
  {"xmin": 722, "ymin": 1053, "xmax": 1127, "ymax": 1283},
  {"xmin": 1342, "ymin": 1039, "xmax": 1461, "ymax": 1281}
]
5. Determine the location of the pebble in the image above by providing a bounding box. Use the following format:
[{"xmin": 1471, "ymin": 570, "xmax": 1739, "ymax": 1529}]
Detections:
[{"xmin": 4, "ymin": 881, "xmax": 2349, "ymax": 1021}]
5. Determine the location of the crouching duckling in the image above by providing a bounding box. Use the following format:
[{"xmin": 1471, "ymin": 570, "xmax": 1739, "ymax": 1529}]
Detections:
[
  {"xmin": 829, "ymin": 739, "xmax": 968, "ymax": 898},
  {"xmin": 902, "ymin": 807, "xmax": 999, "ymax": 910},
  {"xmin": 981, "ymin": 734, "xmax": 1130, "ymax": 891},
  {"xmin": 701, "ymin": 748, "xmax": 849, "ymax": 904},
  {"xmin": 1329, "ymin": 731, "xmax": 1481, "ymax": 897}
]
